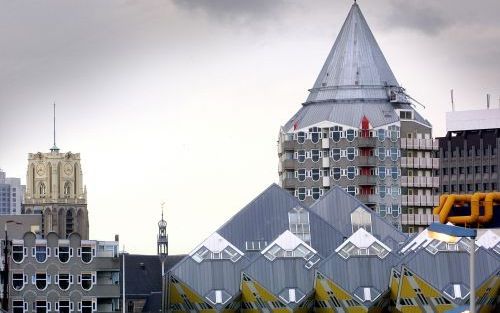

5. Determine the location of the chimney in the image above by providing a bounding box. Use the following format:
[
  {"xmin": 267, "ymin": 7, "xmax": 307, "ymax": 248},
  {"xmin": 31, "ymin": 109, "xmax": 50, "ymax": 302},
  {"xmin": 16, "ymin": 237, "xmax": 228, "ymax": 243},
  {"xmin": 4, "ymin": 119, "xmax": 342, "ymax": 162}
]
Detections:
[{"xmin": 115, "ymin": 234, "xmax": 119, "ymax": 242}]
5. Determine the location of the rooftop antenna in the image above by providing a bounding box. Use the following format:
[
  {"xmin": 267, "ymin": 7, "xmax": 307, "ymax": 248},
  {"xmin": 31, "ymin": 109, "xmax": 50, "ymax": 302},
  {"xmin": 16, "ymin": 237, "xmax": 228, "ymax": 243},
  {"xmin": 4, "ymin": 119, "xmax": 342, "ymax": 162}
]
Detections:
[
  {"xmin": 450, "ymin": 89, "xmax": 455, "ymax": 111},
  {"xmin": 161, "ymin": 201, "xmax": 165, "ymax": 220},
  {"xmin": 486, "ymin": 94, "xmax": 490, "ymax": 109},
  {"xmin": 50, "ymin": 102, "xmax": 59, "ymax": 153}
]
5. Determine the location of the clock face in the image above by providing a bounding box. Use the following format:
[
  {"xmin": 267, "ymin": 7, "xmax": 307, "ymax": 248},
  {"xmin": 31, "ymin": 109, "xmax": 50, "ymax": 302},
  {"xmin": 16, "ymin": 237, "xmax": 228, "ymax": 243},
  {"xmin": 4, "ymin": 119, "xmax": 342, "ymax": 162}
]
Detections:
[
  {"xmin": 63, "ymin": 163, "xmax": 73, "ymax": 176},
  {"xmin": 36, "ymin": 164, "xmax": 45, "ymax": 176}
]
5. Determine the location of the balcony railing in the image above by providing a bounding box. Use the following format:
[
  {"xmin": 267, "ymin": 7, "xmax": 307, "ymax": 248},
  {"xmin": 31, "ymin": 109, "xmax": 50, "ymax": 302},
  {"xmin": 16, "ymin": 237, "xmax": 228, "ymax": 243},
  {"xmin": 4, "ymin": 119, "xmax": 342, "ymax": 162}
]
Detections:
[
  {"xmin": 401, "ymin": 176, "xmax": 439, "ymax": 188},
  {"xmin": 401, "ymin": 195, "xmax": 439, "ymax": 207},
  {"xmin": 401, "ymin": 138, "xmax": 439, "ymax": 151},
  {"xmin": 401, "ymin": 157, "xmax": 439, "ymax": 169}
]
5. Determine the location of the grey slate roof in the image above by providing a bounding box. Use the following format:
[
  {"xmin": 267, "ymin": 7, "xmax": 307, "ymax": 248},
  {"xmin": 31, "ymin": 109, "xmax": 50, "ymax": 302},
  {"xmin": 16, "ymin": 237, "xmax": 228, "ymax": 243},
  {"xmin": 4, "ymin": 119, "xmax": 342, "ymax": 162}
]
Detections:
[
  {"xmin": 307, "ymin": 3, "xmax": 398, "ymax": 103},
  {"xmin": 403, "ymin": 248, "xmax": 500, "ymax": 303},
  {"xmin": 243, "ymin": 257, "xmax": 316, "ymax": 309},
  {"xmin": 217, "ymin": 183, "xmax": 345, "ymax": 258},
  {"xmin": 318, "ymin": 251, "xmax": 402, "ymax": 305},
  {"xmin": 309, "ymin": 186, "xmax": 407, "ymax": 250}
]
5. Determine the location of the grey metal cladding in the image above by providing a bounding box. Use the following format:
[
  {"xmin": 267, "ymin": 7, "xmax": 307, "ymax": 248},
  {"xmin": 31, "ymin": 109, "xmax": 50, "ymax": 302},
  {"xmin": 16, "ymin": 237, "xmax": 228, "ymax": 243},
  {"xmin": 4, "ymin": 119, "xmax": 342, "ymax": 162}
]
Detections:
[
  {"xmin": 310, "ymin": 186, "xmax": 407, "ymax": 249},
  {"xmin": 318, "ymin": 251, "xmax": 401, "ymax": 296},
  {"xmin": 243, "ymin": 257, "xmax": 316, "ymax": 306},
  {"xmin": 216, "ymin": 184, "xmax": 303, "ymax": 251},
  {"xmin": 307, "ymin": 3, "xmax": 398, "ymax": 103},
  {"xmin": 171, "ymin": 257, "xmax": 250, "ymax": 301},
  {"xmin": 405, "ymin": 248, "xmax": 500, "ymax": 292}
]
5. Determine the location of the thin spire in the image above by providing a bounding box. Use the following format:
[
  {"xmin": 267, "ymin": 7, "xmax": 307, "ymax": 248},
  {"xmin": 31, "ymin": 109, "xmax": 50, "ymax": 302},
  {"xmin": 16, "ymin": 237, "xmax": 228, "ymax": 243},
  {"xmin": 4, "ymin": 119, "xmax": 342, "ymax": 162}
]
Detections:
[
  {"xmin": 50, "ymin": 102, "xmax": 59, "ymax": 153},
  {"xmin": 161, "ymin": 201, "xmax": 165, "ymax": 220}
]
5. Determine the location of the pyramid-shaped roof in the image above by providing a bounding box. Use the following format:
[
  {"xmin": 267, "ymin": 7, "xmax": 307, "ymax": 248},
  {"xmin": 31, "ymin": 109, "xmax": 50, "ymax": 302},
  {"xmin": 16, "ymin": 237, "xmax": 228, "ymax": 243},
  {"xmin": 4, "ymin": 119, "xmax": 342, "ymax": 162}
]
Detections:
[{"xmin": 307, "ymin": 2, "xmax": 398, "ymax": 103}]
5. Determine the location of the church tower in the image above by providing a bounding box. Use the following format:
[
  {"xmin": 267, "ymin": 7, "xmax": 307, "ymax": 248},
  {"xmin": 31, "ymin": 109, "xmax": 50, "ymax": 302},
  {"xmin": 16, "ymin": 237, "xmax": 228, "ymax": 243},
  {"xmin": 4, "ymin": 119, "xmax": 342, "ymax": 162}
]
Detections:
[{"xmin": 23, "ymin": 104, "xmax": 89, "ymax": 239}]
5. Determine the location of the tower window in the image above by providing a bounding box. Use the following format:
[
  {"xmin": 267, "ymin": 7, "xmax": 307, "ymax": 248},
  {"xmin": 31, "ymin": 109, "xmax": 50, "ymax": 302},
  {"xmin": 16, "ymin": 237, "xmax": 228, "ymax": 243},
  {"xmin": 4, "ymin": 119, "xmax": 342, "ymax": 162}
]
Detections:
[
  {"xmin": 297, "ymin": 132, "xmax": 305, "ymax": 144},
  {"xmin": 34, "ymin": 273, "xmax": 48, "ymax": 290},
  {"xmin": 12, "ymin": 273, "xmax": 26, "ymax": 291}
]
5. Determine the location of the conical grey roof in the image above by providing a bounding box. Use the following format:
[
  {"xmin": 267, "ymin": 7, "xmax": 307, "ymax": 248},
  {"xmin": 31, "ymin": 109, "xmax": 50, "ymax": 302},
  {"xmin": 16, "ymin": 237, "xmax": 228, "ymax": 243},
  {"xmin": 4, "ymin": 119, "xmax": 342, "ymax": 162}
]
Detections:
[{"xmin": 307, "ymin": 3, "xmax": 399, "ymax": 103}]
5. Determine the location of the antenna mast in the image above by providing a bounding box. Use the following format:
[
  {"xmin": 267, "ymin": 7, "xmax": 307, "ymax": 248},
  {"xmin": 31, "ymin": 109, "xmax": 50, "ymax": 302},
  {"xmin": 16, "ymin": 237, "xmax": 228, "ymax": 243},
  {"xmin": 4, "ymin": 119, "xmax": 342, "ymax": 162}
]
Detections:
[
  {"xmin": 450, "ymin": 89, "xmax": 455, "ymax": 111},
  {"xmin": 50, "ymin": 102, "xmax": 59, "ymax": 152}
]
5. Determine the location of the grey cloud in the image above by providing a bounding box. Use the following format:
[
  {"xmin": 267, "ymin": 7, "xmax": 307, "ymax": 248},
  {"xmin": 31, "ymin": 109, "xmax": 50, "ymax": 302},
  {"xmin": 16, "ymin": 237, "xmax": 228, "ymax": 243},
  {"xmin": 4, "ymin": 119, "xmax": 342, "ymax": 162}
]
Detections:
[
  {"xmin": 171, "ymin": 0, "xmax": 287, "ymax": 22},
  {"xmin": 385, "ymin": 1, "xmax": 453, "ymax": 35}
]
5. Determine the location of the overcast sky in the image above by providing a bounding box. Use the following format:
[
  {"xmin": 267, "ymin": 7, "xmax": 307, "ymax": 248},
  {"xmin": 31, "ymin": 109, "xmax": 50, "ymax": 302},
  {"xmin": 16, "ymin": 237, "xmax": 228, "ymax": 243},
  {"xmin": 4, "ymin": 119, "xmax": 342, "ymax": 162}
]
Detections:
[{"xmin": 1, "ymin": 0, "xmax": 499, "ymax": 255}]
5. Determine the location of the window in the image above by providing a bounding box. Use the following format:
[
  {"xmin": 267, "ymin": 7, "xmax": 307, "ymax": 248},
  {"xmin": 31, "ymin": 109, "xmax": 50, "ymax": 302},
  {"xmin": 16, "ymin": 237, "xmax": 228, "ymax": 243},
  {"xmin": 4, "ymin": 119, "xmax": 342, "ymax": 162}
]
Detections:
[
  {"xmin": 391, "ymin": 167, "xmax": 399, "ymax": 179},
  {"xmin": 332, "ymin": 167, "xmax": 341, "ymax": 180},
  {"xmin": 311, "ymin": 169, "xmax": 320, "ymax": 182},
  {"xmin": 57, "ymin": 273, "xmax": 72, "ymax": 290},
  {"xmin": 79, "ymin": 245, "xmax": 95, "ymax": 263},
  {"xmin": 80, "ymin": 300, "xmax": 95, "ymax": 313},
  {"xmin": 377, "ymin": 129, "xmax": 385, "ymax": 141},
  {"xmin": 79, "ymin": 273, "xmax": 95, "ymax": 291},
  {"xmin": 346, "ymin": 186, "xmax": 356, "ymax": 196},
  {"xmin": 35, "ymin": 300, "xmax": 49, "ymax": 313},
  {"xmin": 379, "ymin": 185, "xmax": 386, "ymax": 198},
  {"xmin": 389, "ymin": 125, "xmax": 399, "ymax": 142},
  {"xmin": 459, "ymin": 167, "xmax": 464, "ymax": 174},
  {"xmin": 390, "ymin": 148, "xmax": 399, "ymax": 161},
  {"xmin": 378, "ymin": 167, "xmax": 386, "ymax": 179},
  {"xmin": 297, "ymin": 188, "xmax": 306, "ymax": 201},
  {"xmin": 57, "ymin": 301, "xmax": 72, "ymax": 313},
  {"xmin": 347, "ymin": 167, "xmax": 356, "ymax": 180},
  {"xmin": 297, "ymin": 132, "xmax": 305, "ymax": 144},
  {"xmin": 12, "ymin": 244, "xmax": 25, "ymax": 263},
  {"xmin": 289, "ymin": 207, "xmax": 311, "ymax": 244},
  {"xmin": 377, "ymin": 147, "xmax": 386, "ymax": 160},
  {"xmin": 297, "ymin": 169, "xmax": 306, "ymax": 182},
  {"xmin": 311, "ymin": 187, "xmax": 321, "ymax": 200},
  {"xmin": 392, "ymin": 206, "xmax": 400, "ymax": 217},
  {"xmin": 351, "ymin": 207, "xmax": 372, "ymax": 233},
  {"xmin": 57, "ymin": 245, "xmax": 71, "ymax": 263},
  {"xmin": 346, "ymin": 129, "xmax": 356, "ymax": 142},
  {"xmin": 309, "ymin": 127, "xmax": 320, "ymax": 143},
  {"xmin": 332, "ymin": 148, "xmax": 341, "ymax": 161},
  {"xmin": 245, "ymin": 241, "xmax": 268, "ymax": 251},
  {"xmin": 12, "ymin": 300, "xmax": 26, "ymax": 313},
  {"xmin": 64, "ymin": 181, "xmax": 71, "ymax": 196},
  {"xmin": 192, "ymin": 243, "xmax": 242, "ymax": 263},
  {"xmin": 391, "ymin": 186, "xmax": 400, "ymax": 198},
  {"xmin": 311, "ymin": 149, "xmax": 320, "ymax": 162},
  {"xmin": 39, "ymin": 183, "xmax": 46, "ymax": 196},
  {"xmin": 12, "ymin": 273, "xmax": 26, "ymax": 291},
  {"xmin": 475, "ymin": 166, "xmax": 481, "ymax": 174},
  {"xmin": 34, "ymin": 273, "xmax": 48, "ymax": 290},
  {"xmin": 378, "ymin": 205, "xmax": 387, "ymax": 217},
  {"xmin": 297, "ymin": 150, "xmax": 305, "ymax": 163},
  {"xmin": 346, "ymin": 148, "xmax": 355, "ymax": 161},
  {"xmin": 492, "ymin": 165, "xmax": 497, "ymax": 173},
  {"xmin": 399, "ymin": 110, "xmax": 412, "ymax": 119},
  {"xmin": 34, "ymin": 245, "xmax": 48, "ymax": 263},
  {"xmin": 331, "ymin": 126, "xmax": 342, "ymax": 142}
]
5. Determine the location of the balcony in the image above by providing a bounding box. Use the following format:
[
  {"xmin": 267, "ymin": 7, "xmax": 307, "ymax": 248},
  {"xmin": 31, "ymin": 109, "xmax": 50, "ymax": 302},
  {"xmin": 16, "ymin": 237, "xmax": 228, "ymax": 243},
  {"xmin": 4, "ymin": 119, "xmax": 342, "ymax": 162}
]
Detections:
[
  {"xmin": 401, "ymin": 213, "xmax": 439, "ymax": 226},
  {"xmin": 401, "ymin": 138, "xmax": 439, "ymax": 151},
  {"xmin": 357, "ymin": 194, "xmax": 378, "ymax": 204},
  {"xmin": 357, "ymin": 156, "xmax": 377, "ymax": 167},
  {"xmin": 281, "ymin": 159, "xmax": 295, "ymax": 169},
  {"xmin": 401, "ymin": 195, "xmax": 439, "ymax": 206},
  {"xmin": 358, "ymin": 176, "xmax": 377, "ymax": 185},
  {"xmin": 282, "ymin": 178, "xmax": 296, "ymax": 189},
  {"xmin": 356, "ymin": 137, "xmax": 377, "ymax": 147},
  {"xmin": 401, "ymin": 157, "xmax": 439, "ymax": 169}
]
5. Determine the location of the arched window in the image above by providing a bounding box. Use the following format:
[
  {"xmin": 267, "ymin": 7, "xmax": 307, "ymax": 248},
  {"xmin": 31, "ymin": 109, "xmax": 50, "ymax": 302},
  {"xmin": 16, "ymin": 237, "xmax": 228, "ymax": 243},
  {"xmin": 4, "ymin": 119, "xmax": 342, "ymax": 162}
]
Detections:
[
  {"xmin": 64, "ymin": 182, "xmax": 71, "ymax": 196},
  {"xmin": 66, "ymin": 210, "xmax": 74, "ymax": 237},
  {"xmin": 39, "ymin": 183, "xmax": 46, "ymax": 196}
]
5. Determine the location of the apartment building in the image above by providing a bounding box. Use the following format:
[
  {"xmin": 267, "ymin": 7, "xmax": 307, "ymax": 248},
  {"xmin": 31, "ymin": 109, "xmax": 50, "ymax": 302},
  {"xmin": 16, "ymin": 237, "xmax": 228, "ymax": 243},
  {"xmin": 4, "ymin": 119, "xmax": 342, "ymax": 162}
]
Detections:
[
  {"xmin": 277, "ymin": 2, "xmax": 438, "ymax": 231},
  {"xmin": 438, "ymin": 108, "xmax": 500, "ymax": 195},
  {"xmin": 8, "ymin": 232, "xmax": 120, "ymax": 313},
  {"xmin": 0, "ymin": 169, "xmax": 25, "ymax": 215}
]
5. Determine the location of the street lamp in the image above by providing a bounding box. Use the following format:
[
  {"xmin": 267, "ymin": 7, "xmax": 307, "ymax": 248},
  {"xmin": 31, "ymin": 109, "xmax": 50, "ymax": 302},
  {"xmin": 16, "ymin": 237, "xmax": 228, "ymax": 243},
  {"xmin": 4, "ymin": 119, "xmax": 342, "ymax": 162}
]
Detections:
[
  {"xmin": 2, "ymin": 220, "xmax": 22, "ymax": 311},
  {"xmin": 427, "ymin": 223, "xmax": 477, "ymax": 313}
]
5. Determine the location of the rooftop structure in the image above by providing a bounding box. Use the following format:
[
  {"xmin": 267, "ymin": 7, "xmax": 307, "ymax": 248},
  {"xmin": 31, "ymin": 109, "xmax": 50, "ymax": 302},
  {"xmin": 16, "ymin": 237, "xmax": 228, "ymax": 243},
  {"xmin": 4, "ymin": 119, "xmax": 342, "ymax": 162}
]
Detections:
[
  {"xmin": 0, "ymin": 169, "xmax": 24, "ymax": 215},
  {"xmin": 277, "ymin": 2, "xmax": 438, "ymax": 233}
]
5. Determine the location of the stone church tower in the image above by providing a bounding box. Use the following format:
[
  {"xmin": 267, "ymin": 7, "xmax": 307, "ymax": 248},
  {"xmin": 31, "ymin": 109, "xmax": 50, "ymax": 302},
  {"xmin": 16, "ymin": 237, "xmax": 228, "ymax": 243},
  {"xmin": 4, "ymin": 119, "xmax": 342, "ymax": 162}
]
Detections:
[{"xmin": 23, "ymin": 145, "xmax": 89, "ymax": 239}]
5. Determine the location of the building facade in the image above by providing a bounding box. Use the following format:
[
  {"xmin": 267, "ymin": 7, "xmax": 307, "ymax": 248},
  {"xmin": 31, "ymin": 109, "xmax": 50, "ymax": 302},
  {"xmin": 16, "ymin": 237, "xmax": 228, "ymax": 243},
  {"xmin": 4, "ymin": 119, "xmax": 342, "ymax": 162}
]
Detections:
[
  {"xmin": 0, "ymin": 169, "xmax": 25, "ymax": 215},
  {"xmin": 8, "ymin": 231, "xmax": 120, "ymax": 313},
  {"xmin": 277, "ymin": 2, "xmax": 438, "ymax": 232},
  {"xmin": 23, "ymin": 147, "xmax": 89, "ymax": 239},
  {"xmin": 166, "ymin": 183, "xmax": 500, "ymax": 313},
  {"xmin": 438, "ymin": 108, "xmax": 500, "ymax": 195}
]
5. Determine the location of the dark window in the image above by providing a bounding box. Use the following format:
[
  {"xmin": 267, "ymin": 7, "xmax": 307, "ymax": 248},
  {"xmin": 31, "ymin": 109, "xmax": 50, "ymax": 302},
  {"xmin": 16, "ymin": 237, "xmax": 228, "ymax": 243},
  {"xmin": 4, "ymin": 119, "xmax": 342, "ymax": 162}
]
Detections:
[
  {"xmin": 12, "ymin": 273, "xmax": 24, "ymax": 290},
  {"xmin": 476, "ymin": 148, "xmax": 480, "ymax": 156},
  {"xmin": 459, "ymin": 167, "xmax": 464, "ymax": 174},
  {"xmin": 483, "ymin": 166, "xmax": 489, "ymax": 173},
  {"xmin": 81, "ymin": 246, "xmax": 93, "ymax": 263},
  {"xmin": 451, "ymin": 168, "xmax": 456, "ymax": 175},
  {"xmin": 58, "ymin": 246, "xmax": 70, "ymax": 263},
  {"xmin": 483, "ymin": 183, "xmax": 490, "ymax": 191},
  {"xmin": 491, "ymin": 165, "xmax": 497, "ymax": 173},
  {"xmin": 13, "ymin": 300, "xmax": 25, "ymax": 313},
  {"xmin": 492, "ymin": 183, "xmax": 497, "ymax": 190},
  {"xmin": 309, "ymin": 127, "xmax": 320, "ymax": 143},
  {"xmin": 467, "ymin": 167, "xmax": 472, "ymax": 175},
  {"xmin": 297, "ymin": 132, "xmax": 305, "ymax": 144},
  {"xmin": 59, "ymin": 301, "xmax": 70, "ymax": 313},
  {"xmin": 311, "ymin": 149, "xmax": 320, "ymax": 162},
  {"xmin": 12, "ymin": 245, "xmax": 24, "ymax": 263},
  {"xmin": 451, "ymin": 185, "xmax": 456, "ymax": 192},
  {"xmin": 467, "ymin": 184, "xmax": 473, "ymax": 192},
  {"xmin": 459, "ymin": 184, "xmax": 464, "ymax": 192},
  {"xmin": 81, "ymin": 301, "xmax": 93, "ymax": 313},
  {"xmin": 311, "ymin": 169, "xmax": 320, "ymax": 181},
  {"xmin": 35, "ymin": 273, "xmax": 47, "ymax": 290},
  {"xmin": 443, "ymin": 185, "xmax": 448, "ymax": 193},
  {"xmin": 58, "ymin": 273, "xmax": 71, "ymax": 290},
  {"xmin": 443, "ymin": 168, "xmax": 448, "ymax": 175},
  {"xmin": 475, "ymin": 166, "xmax": 481, "ymax": 174},
  {"xmin": 81, "ymin": 273, "xmax": 93, "ymax": 290}
]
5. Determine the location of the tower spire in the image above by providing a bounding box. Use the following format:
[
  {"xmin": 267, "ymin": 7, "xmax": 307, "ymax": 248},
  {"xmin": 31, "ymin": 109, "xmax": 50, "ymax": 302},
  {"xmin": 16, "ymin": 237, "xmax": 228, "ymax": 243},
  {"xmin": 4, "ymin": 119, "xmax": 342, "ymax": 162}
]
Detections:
[{"xmin": 50, "ymin": 102, "xmax": 59, "ymax": 153}]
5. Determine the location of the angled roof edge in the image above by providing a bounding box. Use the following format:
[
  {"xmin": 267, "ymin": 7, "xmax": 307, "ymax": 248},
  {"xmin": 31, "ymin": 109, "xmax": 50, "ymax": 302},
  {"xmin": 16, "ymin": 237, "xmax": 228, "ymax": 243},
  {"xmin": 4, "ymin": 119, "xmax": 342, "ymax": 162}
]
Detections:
[
  {"xmin": 188, "ymin": 232, "xmax": 244, "ymax": 256},
  {"xmin": 335, "ymin": 227, "xmax": 391, "ymax": 252},
  {"xmin": 261, "ymin": 230, "xmax": 318, "ymax": 255},
  {"xmin": 310, "ymin": 185, "xmax": 407, "ymax": 238}
]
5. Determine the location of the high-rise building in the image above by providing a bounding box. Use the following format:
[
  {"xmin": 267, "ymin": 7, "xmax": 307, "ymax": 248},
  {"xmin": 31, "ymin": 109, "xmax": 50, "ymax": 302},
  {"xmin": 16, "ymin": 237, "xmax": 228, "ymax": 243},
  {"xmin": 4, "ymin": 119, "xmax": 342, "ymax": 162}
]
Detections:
[
  {"xmin": 277, "ymin": 2, "xmax": 439, "ymax": 231},
  {"xmin": 0, "ymin": 169, "xmax": 25, "ymax": 215},
  {"xmin": 438, "ymin": 108, "xmax": 500, "ymax": 194},
  {"xmin": 22, "ymin": 144, "xmax": 89, "ymax": 239}
]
